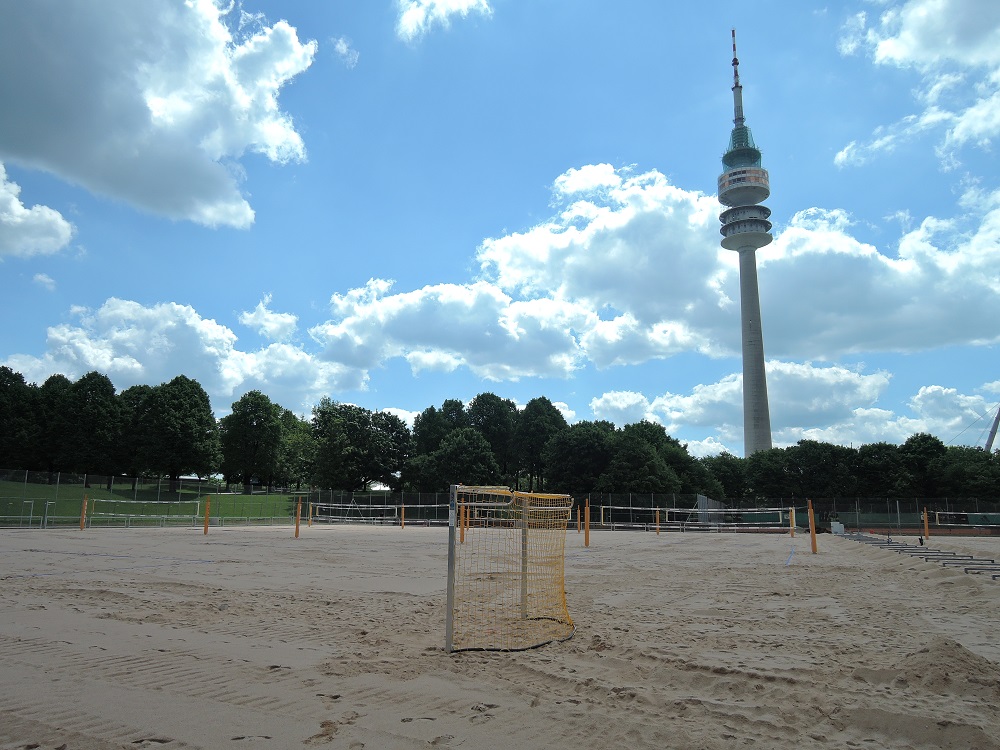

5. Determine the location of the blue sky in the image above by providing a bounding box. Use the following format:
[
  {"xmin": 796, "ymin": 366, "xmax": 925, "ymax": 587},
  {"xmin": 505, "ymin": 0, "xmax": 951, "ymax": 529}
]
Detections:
[{"xmin": 1, "ymin": 0, "xmax": 999, "ymax": 457}]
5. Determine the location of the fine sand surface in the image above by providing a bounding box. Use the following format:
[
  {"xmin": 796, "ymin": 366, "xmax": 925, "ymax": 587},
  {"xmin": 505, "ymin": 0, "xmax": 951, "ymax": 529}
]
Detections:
[{"xmin": 2, "ymin": 525, "xmax": 1000, "ymax": 749}]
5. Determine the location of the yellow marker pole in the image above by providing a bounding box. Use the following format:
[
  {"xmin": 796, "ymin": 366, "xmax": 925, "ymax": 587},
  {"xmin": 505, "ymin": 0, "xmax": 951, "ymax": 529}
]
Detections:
[
  {"xmin": 790, "ymin": 507, "xmax": 796, "ymax": 538},
  {"xmin": 459, "ymin": 504, "xmax": 466, "ymax": 545},
  {"xmin": 295, "ymin": 497, "xmax": 302, "ymax": 538},
  {"xmin": 308, "ymin": 501, "xmax": 313, "ymax": 527},
  {"xmin": 79, "ymin": 494, "xmax": 88, "ymax": 531},
  {"xmin": 401, "ymin": 503, "xmax": 405, "ymax": 529},
  {"xmin": 923, "ymin": 506, "xmax": 930, "ymax": 538},
  {"xmin": 655, "ymin": 508, "xmax": 660, "ymax": 535},
  {"xmin": 203, "ymin": 495, "xmax": 211, "ymax": 535},
  {"xmin": 585, "ymin": 497, "xmax": 590, "ymax": 548},
  {"xmin": 807, "ymin": 499, "xmax": 817, "ymax": 554}
]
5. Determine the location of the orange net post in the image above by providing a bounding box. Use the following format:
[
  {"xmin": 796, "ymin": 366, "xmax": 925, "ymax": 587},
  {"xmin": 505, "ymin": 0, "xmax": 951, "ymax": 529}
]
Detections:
[{"xmin": 807, "ymin": 499, "xmax": 818, "ymax": 554}]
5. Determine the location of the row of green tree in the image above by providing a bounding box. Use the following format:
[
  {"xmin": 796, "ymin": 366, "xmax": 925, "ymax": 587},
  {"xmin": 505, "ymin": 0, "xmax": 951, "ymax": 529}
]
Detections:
[{"xmin": 2, "ymin": 366, "xmax": 998, "ymax": 499}]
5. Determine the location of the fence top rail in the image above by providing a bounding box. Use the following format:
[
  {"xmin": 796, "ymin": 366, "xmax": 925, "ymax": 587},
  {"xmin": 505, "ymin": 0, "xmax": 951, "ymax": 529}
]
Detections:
[
  {"xmin": 311, "ymin": 501, "xmax": 449, "ymax": 508},
  {"xmin": 593, "ymin": 504, "xmax": 801, "ymax": 512}
]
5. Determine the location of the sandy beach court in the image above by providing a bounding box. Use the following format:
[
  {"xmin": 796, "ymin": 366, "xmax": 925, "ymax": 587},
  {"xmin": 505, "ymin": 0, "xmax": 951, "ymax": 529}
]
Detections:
[{"xmin": 2, "ymin": 525, "xmax": 1000, "ymax": 749}]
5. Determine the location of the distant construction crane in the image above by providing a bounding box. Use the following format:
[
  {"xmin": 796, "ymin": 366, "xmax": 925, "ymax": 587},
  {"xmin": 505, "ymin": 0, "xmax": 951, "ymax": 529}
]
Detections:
[{"xmin": 986, "ymin": 403, "xmax": 1000, "ymax": 452}]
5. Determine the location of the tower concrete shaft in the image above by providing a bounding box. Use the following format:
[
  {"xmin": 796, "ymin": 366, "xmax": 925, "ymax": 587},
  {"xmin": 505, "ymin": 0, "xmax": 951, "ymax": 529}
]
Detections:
[
  {"xmin": 718, "ymin": 29, "xmax": 773, "ymax": 455},
  {"xmin": 737, "ymin": 247, "xmax": 772, "ymax": 455}
]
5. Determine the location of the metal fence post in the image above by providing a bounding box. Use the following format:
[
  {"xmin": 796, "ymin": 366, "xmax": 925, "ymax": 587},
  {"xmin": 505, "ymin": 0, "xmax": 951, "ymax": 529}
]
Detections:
[
  {"xmin": 445, "ymin": 485, "xmax": 458, "ymax": 653},
  {"xmin": 521, "ymin": 494, "xmax": 529, "ymax": 620}
]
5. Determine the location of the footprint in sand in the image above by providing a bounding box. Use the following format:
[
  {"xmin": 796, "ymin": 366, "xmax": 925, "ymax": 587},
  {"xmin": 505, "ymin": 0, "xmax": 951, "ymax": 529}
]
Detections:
[{"xmin": 303, "ymin": 712, "xmax": 361, "ymax": 746}]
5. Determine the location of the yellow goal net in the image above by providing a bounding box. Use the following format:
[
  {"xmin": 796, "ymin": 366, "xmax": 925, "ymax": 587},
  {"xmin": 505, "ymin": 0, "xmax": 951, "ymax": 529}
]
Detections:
[{"xmin": 445, "ymin": 485, "xmax": 575, "ymax": 652}]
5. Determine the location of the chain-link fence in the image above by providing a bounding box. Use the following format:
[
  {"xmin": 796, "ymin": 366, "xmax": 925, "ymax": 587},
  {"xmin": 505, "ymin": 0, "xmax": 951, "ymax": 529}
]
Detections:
[
  {"xmin": 804, "ymin": 497, "xmax": 1000, "ymax": 533},
  {"xmin": 0, "ymin": 470, "xmax": 454, "ymax": 528},
  {"xmin": 0, "ymin": 470, "xmax": 229, "ymax": 527},
  {"xmin": 566, "ymin": 493, "xmax": 1000, "ymax": 533},
  {"xmin": 3, "ymin": 469, "xmax": 999, "ymax": 532}
]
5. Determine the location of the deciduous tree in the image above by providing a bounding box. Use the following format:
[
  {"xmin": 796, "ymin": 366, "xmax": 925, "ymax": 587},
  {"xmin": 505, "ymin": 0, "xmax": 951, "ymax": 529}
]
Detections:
[
  {"xmin": 311, "ymin": 400, "xmax": 411, "ymax": 490},
  {"xmin": 36, "ymin": 374, "xmax": 74, "ymax": 477},
  {"xmin": 220, "ymin": 390, "xmax": 282, "ymax": 493},
  {"xmin": 275, "ymin": 409, "xmax": 315, "ymax": 490},
  {"xmin": 67, "ymin": 371, "xmax": 121, "ymax": 479},
  {"xmin": 699, "ymin": 452, "xmax": 747, "ymax": 502},
  {"xmin": 0, "ymin": 366, "xmax": 38, "ymax": 469},
  {"xmin": 542, "ymin": 421, "xmax": 613, "ymax": 496},
  {"xmin": 145, "ymin": 376, "xmax": 219, "ymax": 486},
  {"xmin": 467, "ymin": 392, "xmax": 518, "ymax": 479},
  {"xmin": 596, "ymin": 430, "xmax": 681, "ymax": 494},
  {"xmin": 516, "ymin": 397, "xmax": 567, "ymax": 491},
  {"xmin": 117, "ymin": 384, "xmax": 155, "ymax": 480}
]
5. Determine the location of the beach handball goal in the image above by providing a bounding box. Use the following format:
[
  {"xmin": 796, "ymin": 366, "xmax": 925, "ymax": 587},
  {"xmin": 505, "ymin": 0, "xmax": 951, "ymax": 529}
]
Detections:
[{"xmin": 445, "ymin": 485, "xmax": 575, "ymax": 652}]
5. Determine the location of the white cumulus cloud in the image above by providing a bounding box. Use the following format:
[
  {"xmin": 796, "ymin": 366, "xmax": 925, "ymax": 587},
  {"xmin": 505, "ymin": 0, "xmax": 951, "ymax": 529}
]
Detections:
[
  {"xmin": 396, "ymin": 0, "xmax": 493, "ymax": 41},
  {"xmin": 32, "ymin": 273, "xmax": 56, "ymax": 291},
  {"xmin": 588, "ymin": 361, "xmax": 972, "ymax": 455},
  {"xmin": 4, "ymin": 298, "xmax": 358, "ymax": 415},
  {"xmin": 310, "ymin": 278, "xmax": 591, "ymax": 381},
  {"xmin": 836, "ymin": 0, "xmax": 1000, "ymax": 167},
  {"xmin": 332, "ymin": 36, "xmax": 359, "ymax": 68},
  {"xmin": 0, "ymin": 163, "xmax": 74, "ymax": 258},
  {"xmin": 0, "ymin": 1, "xmax": 316, "ymax": 229},
  {"xmin": 239, "ymin": 294, "xmax": 298, "ymax": 342}
]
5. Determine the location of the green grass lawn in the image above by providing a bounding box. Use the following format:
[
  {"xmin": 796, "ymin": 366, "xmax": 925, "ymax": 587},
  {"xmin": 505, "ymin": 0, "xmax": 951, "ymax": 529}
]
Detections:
[
  {"xmin": 0, "ymin": 476, "xmax": 451, "ymax": 528},
  {"xmin": 0, "ymin": 478, "xmax": 305, "ymax": 526}
]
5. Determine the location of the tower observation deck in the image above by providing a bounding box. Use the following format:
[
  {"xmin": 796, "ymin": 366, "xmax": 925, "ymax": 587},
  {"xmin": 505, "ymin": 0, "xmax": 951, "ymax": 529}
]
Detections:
[{"xmin": 718, "ymin": 29, "xmax": 773, "ymax": 455}]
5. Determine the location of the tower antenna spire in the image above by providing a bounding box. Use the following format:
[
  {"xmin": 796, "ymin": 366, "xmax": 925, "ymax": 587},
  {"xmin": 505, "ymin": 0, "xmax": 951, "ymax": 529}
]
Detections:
[{"xmin": 731, "ymin": 28, "xmax": 745, "ymax": 127}]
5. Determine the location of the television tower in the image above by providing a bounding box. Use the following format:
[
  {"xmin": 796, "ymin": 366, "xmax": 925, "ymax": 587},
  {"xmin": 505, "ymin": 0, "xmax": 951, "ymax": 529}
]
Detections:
[{"xmin": 718, "ymin": 29, "xmax": 773, "ymax": 455}]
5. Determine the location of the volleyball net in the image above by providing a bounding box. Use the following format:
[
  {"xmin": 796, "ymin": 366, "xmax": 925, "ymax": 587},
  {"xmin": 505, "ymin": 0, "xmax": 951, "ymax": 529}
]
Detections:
[
  {"xmin": 310, "ymin": 498, "xmax": 448, "ymax": 526},
  {"xmin": 587, "ymin": 502, "xmax": 802, "ymax": 532},
  {"xmin": 445, "ymin": 485, "xmax": 575, "ymax": 652},
  {"xmin": 88, "ymin": 498, "xmax": 202, "ymax": 527}
]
